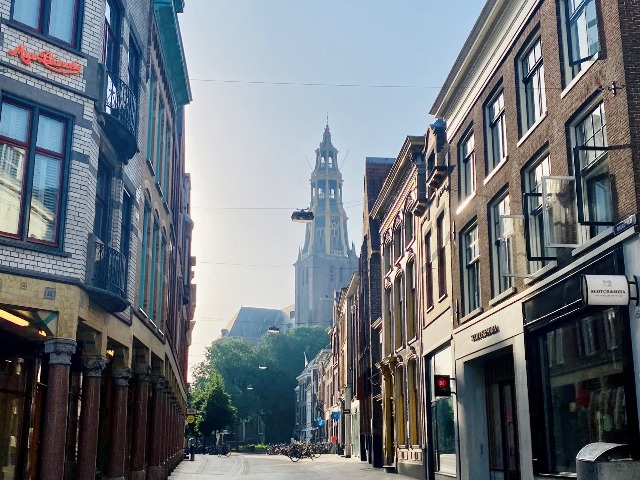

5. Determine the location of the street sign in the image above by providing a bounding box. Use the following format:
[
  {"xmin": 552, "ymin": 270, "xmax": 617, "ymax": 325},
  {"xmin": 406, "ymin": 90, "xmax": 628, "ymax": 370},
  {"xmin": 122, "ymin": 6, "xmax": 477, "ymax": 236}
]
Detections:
[
  {"xmin": 186, "ymin": 415, "xmax": 195, "ymax": 424},
  {"xmin": 186, "ymin": 408, "xmax": 196, "ymax": 415},
  {"xmin": 343, "ymin": 409, "xmax": 351, "ymax": 414}
]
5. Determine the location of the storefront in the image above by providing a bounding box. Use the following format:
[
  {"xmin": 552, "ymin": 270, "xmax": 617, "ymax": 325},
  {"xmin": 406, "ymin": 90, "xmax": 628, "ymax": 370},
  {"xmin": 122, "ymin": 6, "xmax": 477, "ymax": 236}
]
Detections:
[
  {"xmin": 0, "ymin": 326, "xmax": 46, "ymax": 480},
  {"xmin": 454, "ymin": 301, "xmax": 533, "ymax": 480},
  {"xmin": 523, "ymin": 248, "xmax": 639, "ymax": 477}
]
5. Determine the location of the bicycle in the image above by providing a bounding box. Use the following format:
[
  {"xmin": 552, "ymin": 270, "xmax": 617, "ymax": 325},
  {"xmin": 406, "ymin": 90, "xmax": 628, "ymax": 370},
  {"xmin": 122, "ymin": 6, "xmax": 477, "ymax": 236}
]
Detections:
[{"xmin": 217, "ymin": 444, "xmax": 231, "ymax": 457}]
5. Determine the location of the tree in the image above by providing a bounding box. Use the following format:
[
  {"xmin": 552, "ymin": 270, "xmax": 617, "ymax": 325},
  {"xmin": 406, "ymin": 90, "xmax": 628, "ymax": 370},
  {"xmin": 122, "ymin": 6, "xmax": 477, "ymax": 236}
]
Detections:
[
  {"xmin": 192, "ymin": 373, "xmax": 236, "ymax": 447},
  {"xmin": 254, "ymin": 326, "xmax": 329, "ymax": 442}
]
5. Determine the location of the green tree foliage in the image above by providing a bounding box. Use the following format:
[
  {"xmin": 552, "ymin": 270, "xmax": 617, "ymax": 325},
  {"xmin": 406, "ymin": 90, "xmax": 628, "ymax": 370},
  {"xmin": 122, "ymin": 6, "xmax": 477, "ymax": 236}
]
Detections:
[
  {"xmin": 192, "ymin": 326, "xmax": 329, "ymax": 443},
  {"xmin": 192, "ymin": 373, "xmax": 236, "ymax": 441}
]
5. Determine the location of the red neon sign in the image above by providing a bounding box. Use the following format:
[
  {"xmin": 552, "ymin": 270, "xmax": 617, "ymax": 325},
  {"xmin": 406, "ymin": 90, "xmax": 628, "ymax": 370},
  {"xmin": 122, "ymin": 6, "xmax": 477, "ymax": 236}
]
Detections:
[{"xmin": 8, "ymin": 45, "xmax": 82, "ymax": 75}]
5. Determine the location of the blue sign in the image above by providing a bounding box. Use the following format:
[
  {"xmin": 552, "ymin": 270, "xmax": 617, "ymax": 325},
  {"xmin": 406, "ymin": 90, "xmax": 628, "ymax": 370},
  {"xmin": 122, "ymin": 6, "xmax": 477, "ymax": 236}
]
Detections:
[
  {"xmin": 331, "ymin": 411, "xmax": 340, "ymax": 420},
  {"xmin": 317, "ymin": 418, "xmax": 325, "ymax": 427}
]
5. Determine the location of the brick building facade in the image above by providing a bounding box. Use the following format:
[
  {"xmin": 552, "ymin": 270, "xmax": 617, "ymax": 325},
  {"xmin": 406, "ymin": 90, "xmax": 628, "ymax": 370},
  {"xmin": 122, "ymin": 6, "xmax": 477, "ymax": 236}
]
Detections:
[{"xmin": 0, "ymin": 0, "xmax": 195, "ymax": 479}]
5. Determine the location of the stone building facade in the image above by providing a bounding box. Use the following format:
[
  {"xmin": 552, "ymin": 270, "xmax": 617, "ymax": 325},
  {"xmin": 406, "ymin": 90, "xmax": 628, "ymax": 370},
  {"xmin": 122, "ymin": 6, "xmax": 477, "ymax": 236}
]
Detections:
[
  {"xmin": 0, "ymin": 0, "xmax": 195, "ymax": 479},
  {"xmin": 294, "ymin": 125, "xmax": 358, "ymax": 328}
]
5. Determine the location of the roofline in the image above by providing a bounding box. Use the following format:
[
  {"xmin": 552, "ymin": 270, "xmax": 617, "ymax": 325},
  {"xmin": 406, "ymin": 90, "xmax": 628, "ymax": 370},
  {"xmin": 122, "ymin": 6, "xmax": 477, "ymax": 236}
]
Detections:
[
  {"xmin": 429, "ymin": 0, "xmax": 499, "ymax": 116},
  {"xmin": 370, "ymin": 135, "xmax": 425, "ymax": 220}
]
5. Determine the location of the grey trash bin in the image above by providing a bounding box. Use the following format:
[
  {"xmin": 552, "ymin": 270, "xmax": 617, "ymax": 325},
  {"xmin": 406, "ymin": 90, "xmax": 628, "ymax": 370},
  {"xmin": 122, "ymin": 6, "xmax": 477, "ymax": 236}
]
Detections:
[{"xmin": 576, "ymin": 442, "xmax": 640, "ymax": 479}]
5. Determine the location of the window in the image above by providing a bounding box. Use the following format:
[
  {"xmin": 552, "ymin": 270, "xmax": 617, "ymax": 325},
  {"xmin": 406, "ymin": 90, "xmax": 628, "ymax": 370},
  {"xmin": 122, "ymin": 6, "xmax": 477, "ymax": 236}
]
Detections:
[
  {"xmin": 520, "ymin": 37, "xmax": 546, "ymax": 130},
  {"xmin": 156, "ymin": 234, "xmax": 166, "ymax": 329},
  {"xmin": 119, "ymin": 189, "xmax": 132, "ymax": 285},
  {"xmin": 407, "ymin": 261, "xmax": 416, "ymax": 340},
  {"xmin": 393, "ymin": 227, "xmax": 402, "ymax": 262},
  {"xmin": 459, "ymin": 130, "xmax": 476, "ymax": 199},
  {"xmin": 573, "ymin": 102, "xmax": 612, "ymax": 236},
  {"xmin": 138, "ymin": 200, "xmax": 150, "ymax": 310},
  {"xmin": 146, "ymin": 72, "xmax": 156, "ymax": 164},
  {"xmin": 395, "ymin": 275, "xmax": 404, "ymax": 348},
  {"xmin": 103, "ymin": 0, "xmax": 120, "ymax": 75},
  {"xmin": 12, "ymin": 0, "xmax": 81, "ymax": 46},
  {"xmin": 462, "ymin": 224, "xmax": 480, "ymax": 315},
  {"xmin": 93, "ymin": 159, "xmax": 111, "ymax": 242},
  {"xmin": 437, "ymin": 214, "xmax": 446, "ymax": 298},
  {"xmin": 523, "ymin": 154, "xmax": 555, "ymax": 269},
  {"xmin": 486, "ymin": 90, "xmax": 507, "ymax": 170},
  {"xmin": 383, "ymin": 241, "xmax": 391, "ymax": 273},
  {"xmin": 0, "ymin": 101, "xmax": 68, "ymax": 246},
  {"xmin": 148, "ymin": 218, "xmax": 159, "ymax": 320},
  {"xmin": 425, "ymin": 231, "xmax": 434, "ymax": 309},
  {"xmin": 562, "ymin": 0, "xmax": 600, "ymax": 80},
  {"xmin": 531, "ymin": 308, "xmax": 632, "ymax": 474},
  {"xmin": 490, "ymin": 192, "xmax": 514, "ymax": 295},
  {"xmin": 127, "ymin": 36, "xmax": 141, "ymax": 123},
  {"xmin": 428, "ymin": 345, "xmax": 456, "ymax": 476},
  {"xmin": 404, "ymin": 211, "xmax": 413, "ymax": 246}
]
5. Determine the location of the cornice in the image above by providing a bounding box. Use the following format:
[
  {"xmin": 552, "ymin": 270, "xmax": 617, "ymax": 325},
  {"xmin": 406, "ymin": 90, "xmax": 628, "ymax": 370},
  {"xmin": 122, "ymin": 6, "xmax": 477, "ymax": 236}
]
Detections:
[
  {"xmin": 430, "ymin": 0, "xmax": 542, "ymax": 139},
  {"xmin": 371, "ymin": 135, "xmax": 424, "ymax": 221}
]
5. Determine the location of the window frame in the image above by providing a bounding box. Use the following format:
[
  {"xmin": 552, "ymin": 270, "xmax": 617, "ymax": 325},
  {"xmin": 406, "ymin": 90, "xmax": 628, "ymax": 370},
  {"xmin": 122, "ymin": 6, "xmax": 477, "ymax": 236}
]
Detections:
[
  {"xmin": 425, "ymin": 230, "xmax": 434, "ymax": 310},
  {"xmin": 518, "ymin": 35, "xmax": 547, "ymax": 132},
  {"xmin": 571, "ymin": 101, "xmax": 613, "ymax": 233},
  {"xmin": 437, "ymin": 213, "xmax": 447, "ymax": 299},
  {"xmin": 459, "ymin": 128, "xmax": 476, "ymax": 200},
  {"xmin": 103, "ymin": 0, "xmax": 121, "ymax": 75},
  {"xmin": 461, "ymin": 223, "xmax": 480, "ymax": 316},
  {"xmin": 0, "ymin": 98, "xmax": 72, "ymax": 249},
  {"xmin": 522, "ymin": 152, "xmax": 556, "ymax": 265},
  {"xmin": 11, "ymin": 0, "xmax": 83, "ymax": 48},
  {"xmin": 490, "ymin": 191, "xmax": 514, "ymax": 296},
  {"xmin": 485, "ymin": 88, "xmax": 508, "ymax": 172}
]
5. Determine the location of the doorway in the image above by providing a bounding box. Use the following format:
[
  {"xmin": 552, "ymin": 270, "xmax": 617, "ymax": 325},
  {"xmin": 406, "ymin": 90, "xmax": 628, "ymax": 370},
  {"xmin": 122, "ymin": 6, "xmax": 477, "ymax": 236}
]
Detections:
[{"xmin": 485, "ymin": 354, "xmax": 519, "ymax": 480}]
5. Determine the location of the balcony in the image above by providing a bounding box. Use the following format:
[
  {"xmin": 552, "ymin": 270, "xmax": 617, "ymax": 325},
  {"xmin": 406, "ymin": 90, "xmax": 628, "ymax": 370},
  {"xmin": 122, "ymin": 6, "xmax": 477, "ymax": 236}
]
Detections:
[
  {"xmin": 101, "ymin": 71, "xmax": 138, "ymax": 162},
  {"xmin": 86, "ymin": 235, "xmax": 128, "ymax": 313}
]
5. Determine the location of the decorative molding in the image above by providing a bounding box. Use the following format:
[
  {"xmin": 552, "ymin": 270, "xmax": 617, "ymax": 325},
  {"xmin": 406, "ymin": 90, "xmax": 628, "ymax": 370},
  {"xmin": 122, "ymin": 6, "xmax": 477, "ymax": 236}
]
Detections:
[
  {"xmin": 111, "ymin": 368, "xmax": 132, "ymax": 387},
  {"xmin": 82, "ymin": 356, "xmax": 108, "ymax": 377},
  {"xmin": 134, "ymin": 364, "xmax": 153, "ymax": 382},
  {"xmin": 44, "ymin": 338, "xmax": 77, "ymax": 365}
]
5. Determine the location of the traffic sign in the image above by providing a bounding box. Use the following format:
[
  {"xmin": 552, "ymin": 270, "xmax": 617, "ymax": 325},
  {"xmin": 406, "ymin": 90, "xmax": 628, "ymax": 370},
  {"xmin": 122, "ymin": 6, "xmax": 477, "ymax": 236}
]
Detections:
[
  {"xmin": 186, "ymin": 408, "xmax": 196, "ymax": 415},
  {"xmin": 186, "ymin": 415, "xmax": 196, "ymax": 424}
]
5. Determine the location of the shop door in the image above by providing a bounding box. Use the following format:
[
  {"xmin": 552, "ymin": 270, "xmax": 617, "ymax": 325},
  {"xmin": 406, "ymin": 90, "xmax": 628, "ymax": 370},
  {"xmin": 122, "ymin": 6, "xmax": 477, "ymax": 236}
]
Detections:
[{"xmin": 486, "ymin": 355, "xmax": 519, "ymax": 480}]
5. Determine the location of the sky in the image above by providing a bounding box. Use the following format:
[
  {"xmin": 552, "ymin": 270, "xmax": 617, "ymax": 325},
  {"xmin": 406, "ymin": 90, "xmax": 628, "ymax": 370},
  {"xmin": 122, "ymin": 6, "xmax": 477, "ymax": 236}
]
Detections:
[{"xmin": 180, "ymin": 0, "xmax": 486, "ymax": 375}]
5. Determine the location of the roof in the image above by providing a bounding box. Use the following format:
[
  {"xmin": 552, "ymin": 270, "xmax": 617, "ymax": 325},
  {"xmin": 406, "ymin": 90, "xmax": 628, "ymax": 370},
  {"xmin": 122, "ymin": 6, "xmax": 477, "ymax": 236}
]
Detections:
[
  {"xmin": 220, "ymin": 306, "xmax": 291, "ymax": 344},
  {"xmin": 364, "ymin": 158, "xmax": 395, "ymax": 212}
]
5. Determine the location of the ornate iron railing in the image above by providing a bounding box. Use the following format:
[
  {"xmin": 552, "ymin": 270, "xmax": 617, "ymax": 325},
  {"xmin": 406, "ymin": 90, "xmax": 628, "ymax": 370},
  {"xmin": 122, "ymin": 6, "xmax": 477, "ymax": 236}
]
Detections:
[
  {"xmin": 92, "ymin": 239, "xmax": 127, "ymax": 300},
  {"xmin": 105, "ymin": 72, "xmax": 138, "ymax": 138}
]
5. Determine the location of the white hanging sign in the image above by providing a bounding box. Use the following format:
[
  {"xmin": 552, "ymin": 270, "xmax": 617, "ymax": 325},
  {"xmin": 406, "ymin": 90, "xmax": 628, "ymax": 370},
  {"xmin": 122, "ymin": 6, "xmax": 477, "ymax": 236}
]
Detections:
[{"xmin": 581, "ymin": 275, "xmax": 630, "ymax": 306}]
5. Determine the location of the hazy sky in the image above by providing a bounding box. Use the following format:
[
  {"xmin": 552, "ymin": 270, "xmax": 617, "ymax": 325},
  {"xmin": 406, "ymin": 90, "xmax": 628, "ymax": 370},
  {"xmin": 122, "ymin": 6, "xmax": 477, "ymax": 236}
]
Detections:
[{"xmin": 181, "ymin": 1, "xmax": 486, "ymax": 374}]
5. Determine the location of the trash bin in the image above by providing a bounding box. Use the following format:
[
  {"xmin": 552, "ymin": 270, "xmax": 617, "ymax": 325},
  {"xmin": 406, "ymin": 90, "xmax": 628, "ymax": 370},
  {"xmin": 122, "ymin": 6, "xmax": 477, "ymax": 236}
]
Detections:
[{"xmin": 576, "ymin": 442, "xmax": 640, "ymax": 479}]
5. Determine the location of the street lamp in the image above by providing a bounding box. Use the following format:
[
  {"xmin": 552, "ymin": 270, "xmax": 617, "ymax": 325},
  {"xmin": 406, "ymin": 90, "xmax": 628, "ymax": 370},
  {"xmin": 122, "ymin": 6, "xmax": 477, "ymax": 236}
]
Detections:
[
  {"xmin": 258, "ymin": 365, "xmax": 268, "ymax": 370},
  {"xmin": 246, "ymin": 385, "xmax": 254, "ymax": 390},
  {"xmin": 291, "ymin": 208, "xmax": 314, "ymax": 223},
  {"xmin": 267, "ymin": 326, "xmax": 280, "ymax": 333}
]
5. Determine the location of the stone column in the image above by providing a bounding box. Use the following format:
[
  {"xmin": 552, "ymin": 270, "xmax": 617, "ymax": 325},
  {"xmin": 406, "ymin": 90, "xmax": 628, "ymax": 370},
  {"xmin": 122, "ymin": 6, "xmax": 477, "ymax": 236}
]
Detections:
[
  {"xmin": 130, "ymin": 365, "xmax": 151, "ymax": 480},
  {"xmin": 76, "ymin": 357, "xmax": 107, "ymax": 480},
  {"xmin": 105, "ymin": 368, "xmax": 131, "ymax": 480},
  {"xmin": 41, "ymin": 338, "xmax": 77, "ymax": 480},
  {"xmin": 161, "ymin": 388, "xmax": 170, "ymax": 476},
  {"xmin": 147, "ymin": 377, "xmax": 164, "ymax": 480}
]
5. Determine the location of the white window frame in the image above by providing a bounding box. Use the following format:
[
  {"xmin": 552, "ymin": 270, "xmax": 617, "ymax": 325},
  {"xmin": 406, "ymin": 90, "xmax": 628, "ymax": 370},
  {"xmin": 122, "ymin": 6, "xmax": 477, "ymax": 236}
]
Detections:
[
  {"xmin": 519, "ymin": 36, "xmax": 547, "ymax": 132},
  {"xmin": 486, "ymin": 90, "xmax": 508, "ymax": 171},
  {"xmin": 462, "ymin": 224, "xmax": 480, "ymax": 315},
  {"xmin": 490, "ymin": 193, "xmax": 515, "ymax": 294},
  {"xmin": 558, "ymin": 0, "xmax": 600, "ymax": 85},
  {"xmin": 459, "ymin": 129, "xmax": 476, "ymax": 200}
]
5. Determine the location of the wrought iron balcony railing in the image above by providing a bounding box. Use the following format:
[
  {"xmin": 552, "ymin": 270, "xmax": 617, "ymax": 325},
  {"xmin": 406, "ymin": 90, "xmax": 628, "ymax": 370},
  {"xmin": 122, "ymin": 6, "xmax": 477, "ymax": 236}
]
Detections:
[
  {"xmin": 105, "ymin": 72, "xmax": 138, "ymax": 139},
  {"xmin": 91, "ymin": 238, "xmax": 127, "ymax": 302}
]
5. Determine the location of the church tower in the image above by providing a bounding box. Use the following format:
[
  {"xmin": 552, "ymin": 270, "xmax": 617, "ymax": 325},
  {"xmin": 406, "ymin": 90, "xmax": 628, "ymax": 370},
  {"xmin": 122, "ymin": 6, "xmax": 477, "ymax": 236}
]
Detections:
[{"xmin": 294, "ymin": 124, "xmax": 358, "ymax": 328}]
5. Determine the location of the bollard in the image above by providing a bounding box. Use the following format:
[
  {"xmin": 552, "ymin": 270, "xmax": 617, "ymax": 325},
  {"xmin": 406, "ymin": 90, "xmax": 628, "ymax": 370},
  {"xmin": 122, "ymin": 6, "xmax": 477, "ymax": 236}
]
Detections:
[{"xmin": 190, "ymin": 443, "xmax": 195, "ymax": 461}]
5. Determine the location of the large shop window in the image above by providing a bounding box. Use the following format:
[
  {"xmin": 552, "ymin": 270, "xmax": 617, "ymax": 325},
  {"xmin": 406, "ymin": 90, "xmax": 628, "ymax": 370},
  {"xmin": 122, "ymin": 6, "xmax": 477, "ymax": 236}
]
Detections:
[
  {"xmin": 12, "ymin": 0, "xmax": 81, "ymax": 46},
  {"xmin": 531, "ymin": 307, "xmax": 634, "ymax": 474},
  {"xmin": 0, "ymin": 101, "xmax": 69, "ymax": 246},
  {"xmin": 428, "ymin": 345, "xmax": 456, "ymax": 476}
]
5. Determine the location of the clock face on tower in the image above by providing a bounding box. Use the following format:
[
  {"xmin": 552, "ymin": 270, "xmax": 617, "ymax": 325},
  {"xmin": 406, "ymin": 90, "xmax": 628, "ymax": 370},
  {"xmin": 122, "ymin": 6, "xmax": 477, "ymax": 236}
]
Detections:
[{"xmin": 331, "ymin": 216, "xmax": 339, "ymax": 228}]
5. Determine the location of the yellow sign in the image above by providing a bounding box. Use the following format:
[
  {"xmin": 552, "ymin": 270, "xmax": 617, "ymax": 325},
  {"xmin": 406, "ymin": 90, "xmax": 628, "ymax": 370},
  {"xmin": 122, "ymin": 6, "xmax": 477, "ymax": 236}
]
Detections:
[{"xmin": 186, "ymin": 415, "xmax": 196, "ymax": 424}]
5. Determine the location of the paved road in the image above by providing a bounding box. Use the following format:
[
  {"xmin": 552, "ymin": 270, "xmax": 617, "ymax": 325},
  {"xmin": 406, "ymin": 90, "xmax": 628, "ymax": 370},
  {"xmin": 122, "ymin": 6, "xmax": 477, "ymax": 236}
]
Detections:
[{"xmin": 169, "ymin": 453, "xmax": 416, "ymax": 480}]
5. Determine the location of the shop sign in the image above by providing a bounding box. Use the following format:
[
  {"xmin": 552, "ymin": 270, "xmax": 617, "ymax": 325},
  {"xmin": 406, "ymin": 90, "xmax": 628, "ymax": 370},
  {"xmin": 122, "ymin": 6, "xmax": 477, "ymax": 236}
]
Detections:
[
  {"xmin": 8, "ymin": 45, "xmax": 82, "ymax": 75},
  {"xmin": 186, "ymin": 408, "xmax": 196, "ymax": 415},
  {"xmin": 581, "ymin": 275, "xmax": 630, "ymax": 306},
  {"xmin": 471, "ymin": 325, "xmax": 500, "ymax": 342},
  {"xmin": 186, "ymin": 415, "xmax": 195, "ymax": 424},
  {"xmin": 343, "ymin": 409, "xmax": 351, "ymax": 414}
]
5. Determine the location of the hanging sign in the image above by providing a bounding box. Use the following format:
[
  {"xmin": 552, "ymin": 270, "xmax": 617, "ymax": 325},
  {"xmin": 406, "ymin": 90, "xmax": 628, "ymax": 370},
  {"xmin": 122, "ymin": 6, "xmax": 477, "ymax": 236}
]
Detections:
[
  {"xmin": 8, "ymin": 45, "xmax": 82, "ymax": 75},
  {"xmin": 186, "ymin": 415, "xmax": 196, "ymax": 424},
  {"xmin": 581, "ymin": 275, "xmax": 630, "ymax": 306}
]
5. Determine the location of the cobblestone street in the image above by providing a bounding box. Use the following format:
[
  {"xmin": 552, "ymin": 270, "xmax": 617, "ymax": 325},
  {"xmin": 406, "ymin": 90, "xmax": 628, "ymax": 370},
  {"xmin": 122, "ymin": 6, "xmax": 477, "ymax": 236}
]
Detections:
[{"xmin": 170, "ymin": 454, "xmax": 416, "ymax": 480}]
